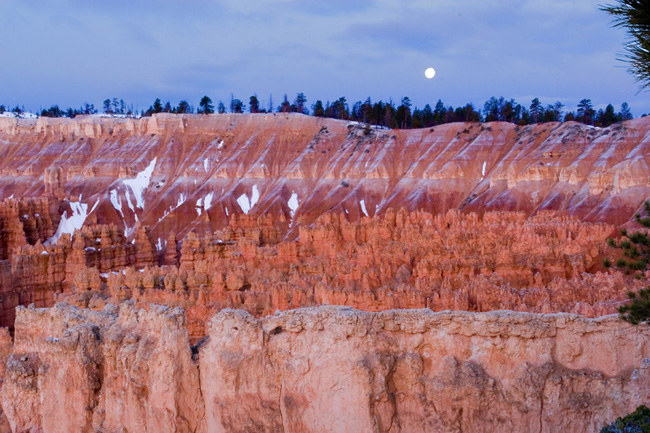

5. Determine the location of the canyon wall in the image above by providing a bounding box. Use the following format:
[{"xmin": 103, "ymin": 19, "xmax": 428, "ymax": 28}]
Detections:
[
  {"xmin": 1, "ymin": 302, "xmax": 648, "ymax": 433},
  {"xmin": 0, "ymin": 114, "xmax": 647, "ymax": 332},
  {"xmin": 0, "ymin": 114, "xmax": 649, "ymax": 247}
]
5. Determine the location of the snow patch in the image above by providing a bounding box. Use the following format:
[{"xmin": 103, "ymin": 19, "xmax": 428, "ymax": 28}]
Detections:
[
  {"xmin": 122, "ymin": 157, "xmax": 156, "ymax": 209},
  {"xmin": 237, "ymin": 186, "xmax": 260, "ymax": 215},
  {"xmin": 482, "ymin": 161, "xmax": 486, "ymax": 177},
  {"xmin": 203, "ymin": 158, "xmax": 209, "ymax": 172},
  {"xmin": 217, "ymin": 140, "xmax": 224, "ymax": 149},
  {"xmin": 360, "ymin": 199, "xmax": 369, "ymax": 217},
  {"xmin": 204, "ymin": 192, "xmax": 214, "ymax": 210},
  {"xmin": 251, "ymin": 185, "xmax": 260, "ymax": 208},
  {"xmin": 237, "ymin": 194, "xmax": 251, "ymax": 214},
  {"xmin": 90, "ymin": 199, "xmax": 100, "ymax": 214},
  {"xmin": 176, "ymin": 193, "xmax": 187, "ymax": 208},
  {"xmin": 109, "ymin": 190, "xmax": 123, "ymax": 217},
  {"xmin": 156, "ymin": 237, "xmax": 162, "ymax": 251},
  {"xmin": 0, "ymin": 111, "xmax": 37, "ymax": 119},
  {"xmin": 47, "ymin": 201, "xmax": 89, "ymax": 245},
  {"xmin": 225, "ymin": 206, "xmax": 229, "ymax": 216},
  {"xmin": 125, "ymin": 189, "xmax": 135, "ymax": 213},
  {"xmin": 288, "ymin": 192, "xmax": 299, "ymax": 218}
]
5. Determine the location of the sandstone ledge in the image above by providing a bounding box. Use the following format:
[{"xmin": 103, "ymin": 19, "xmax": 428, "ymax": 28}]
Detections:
[{"xmin": 1, "ymin": 302, "xmax": 648, "ymax": 432}]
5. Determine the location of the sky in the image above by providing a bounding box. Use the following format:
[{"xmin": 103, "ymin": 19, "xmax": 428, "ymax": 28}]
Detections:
[{"xmin": 1, "ymin": 0, "xmax": 649, "ymax": 116}]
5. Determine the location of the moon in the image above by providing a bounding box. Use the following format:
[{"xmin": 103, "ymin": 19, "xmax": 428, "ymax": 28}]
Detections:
[{"xmin": 425, "ymin": 67, "xmax": 436, "ymax": 79}]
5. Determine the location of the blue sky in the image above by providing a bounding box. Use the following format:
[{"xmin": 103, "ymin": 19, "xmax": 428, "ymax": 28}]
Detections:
[{"xmin": 1, "ymin": 0, "xmax": 648, "ymax": 116}]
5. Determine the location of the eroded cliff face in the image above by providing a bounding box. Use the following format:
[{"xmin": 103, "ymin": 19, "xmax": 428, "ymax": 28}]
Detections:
[
  {"xmin": 0, "ymin": 114, "xmax": 646, "ymax": 331},
  {"xmin": 1, "ymin": 114, "xmax": 649, "ymax": 246},
  {"xmin": 1, "ymin": 302, "xmax": 648, "ymax": 433}
]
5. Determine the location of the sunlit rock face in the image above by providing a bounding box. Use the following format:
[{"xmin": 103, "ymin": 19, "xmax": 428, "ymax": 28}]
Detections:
[{"xmin": 1, "ymin": 303, "xmax": 649, "ymax": 433}]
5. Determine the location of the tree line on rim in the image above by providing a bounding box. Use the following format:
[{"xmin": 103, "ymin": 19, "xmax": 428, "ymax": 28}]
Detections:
[{"xmin": 12, "ymin": 93, "xmax": 635, "ymax": 129}]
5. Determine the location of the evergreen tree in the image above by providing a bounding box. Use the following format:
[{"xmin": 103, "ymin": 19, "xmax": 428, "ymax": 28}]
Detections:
[
  {"xmin": 577, "ymin": 99, "xmax": 595, "ymax": 124},
  {"xmin": 312, "ymin": 100, "xmax": 325, "ymax": 117},
  {"xmin": 294, "ymin": 93, "xmax": 307, "ymax": 114},
  {"xmin": 40, "ymin": 105, "xmax": 65, "ymax": 117},
  {"xmin": 230, "ymin": 98, "xmax": 244, "ymax": 113},
  {"xmin": 217, "ymin": 101, "xmax": 226, "ymax": 114},
  {"xmin": 360, "ymin": 98, "xmax": 373, "ymax": 123},
  {"xmin": 529, "ymin": 98, "xmax": 542, "ymax": 123},
  {"xmin": 176, "ymin": 100, "xmax": 191, "ymax": 114},
  {"xmin": 597, "ymin": 104, "xmax": 618, "ymax": 126},
  {"xmin": 618, "ymin": 288, "xmax": 650, "ymax": 325},
  {"xmin": 278, "ymin": 94, "xmax": 291, "ymax": 113},
  {"xmin": 198, "ymin": 96, "xmax": 214, "ymax": 114},
  {"xmin": 103, "ymin": 99, "xmax": 111, "ymax": 114},
  {"xmin": 420, "ymin": 103, "xmax": 434, "ymax": 127},
  {"xmin": 249, "ymin": 95, "xmax": 260, "ymax": 113},
  {"xmin": 433, "ymin": 99, "xmax": 446, "ymax": 125},
  {"xmin": 553, "ymin": 101, "xmax": 564, "ymax": 121},
  {"xmin": 395, "ymin": 97, "xmax": 412, "ymax": 128},
  {"xmin": 601, "ymin": 1, "xmax": 650, "ymax": 90},
  {"xmin": 620, "ymin": 101, "xmax": 633, "ymax": 120},
  {"xmin": 152, "ymin": 98, "xmax": 163, "ymax": 113}
]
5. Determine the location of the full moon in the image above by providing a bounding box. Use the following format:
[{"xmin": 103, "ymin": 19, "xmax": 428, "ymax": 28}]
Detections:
[{"xmin": 424, "ymin": 67, "xmax": 436, "ymax": 79}]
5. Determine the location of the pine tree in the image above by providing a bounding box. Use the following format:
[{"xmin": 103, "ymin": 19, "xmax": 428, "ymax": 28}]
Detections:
[
  {"xmin": 620, "ymin": 101, "xmax": 633, "ymax": 120},
  {"xmin": 577, "ymin": 99, "xmax": 594, "ymax": 124},
  {"xmin": 294, "ymin": 93, "xmax": 307, "ymax": 114},
  {"xmin": 249, "ymin": 95, "xmax": 260, "ymax": 113},
  {"xmin": 312, "ymin": 100, "xmax": 325, "ymax": 117},
  {"xmin": 601, "ymin": 1, "xmax": 650, "ymax": 90},
  {"xmin": 198, "ymin": 96, "xmax": 214, "ymax": 114},
  {"xmin": 176, "ymin": 100, "xmax": 191, "ymax": 114}
]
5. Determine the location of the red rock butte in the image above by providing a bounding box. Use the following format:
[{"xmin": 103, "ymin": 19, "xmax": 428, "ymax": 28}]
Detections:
[{"xmin": 0, "ymin": 113, "xmax": 648, "ymax": 432}]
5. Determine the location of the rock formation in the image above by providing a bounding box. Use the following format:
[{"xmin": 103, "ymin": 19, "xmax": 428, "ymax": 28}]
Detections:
[
  {"xmin": 1, "ymin": 302, "xmax": 648, "ymax": 433},
  {"xmin": 0, "ymin": 114, "xmax": 649, "ymax": 246},
  {"xmin": 53, "ymin": 209, "xmax": 642, "ymax": 342},
  {"xmin": 0, "ymin": 114, "xmax": 648, "ymax": 431}
]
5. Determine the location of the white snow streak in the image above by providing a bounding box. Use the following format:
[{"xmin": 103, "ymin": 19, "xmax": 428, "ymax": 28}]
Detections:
[
  {"xmin": 203, "ymin": 158, "xmax": 209, "ymax": 172},
  {"xmin": 237, "ymin": 186, "xmax": 260, "ymax": 215},
  {"xmin": 482, "ymin": 161, "xmax": 486, "ymax": 177},
  {"xmin": 288, "ymin": 192, "xmax": 299, "ymax": 218},
  {"xmin": 176, "ymin": 193, "xmax": 187, "ymax": 208},
  {"xmin": 109, "ymin": 190, "xmax": 123, "ymax": 217},
  {"xmin": 47, "ymin": 201, "xmax": 89, "ymax": 244},
  {"xmin": 122, "ymin": 157, "xmax": 156, "ymax": 209},
  {"xmin": 237, "ymin": 194, "xmax": 251, "ymax": 214},
  {"xmin": 125, "ymin": 189, "xmax": 135, "ymax": 212},
  {"xmin": 251, "ymin": 185, "xmax": 260, "ymax": 208},
  {"xmin": 360, "ymin": 199, "xmax": 368, "ymax": 217},
  {"xmin": 204, "ymin": 192, "xmax": 214, "ymax": 210},
  {"xmin": 90, "ymin": 199, "xmax": 100, "ymax": 214}
]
